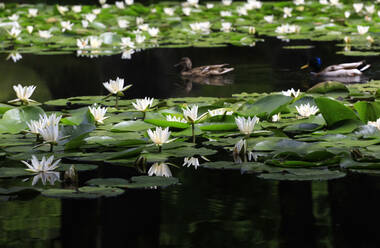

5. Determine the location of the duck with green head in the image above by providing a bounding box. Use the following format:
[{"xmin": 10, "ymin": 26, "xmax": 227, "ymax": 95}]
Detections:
[{"xmin": 301, "ymin": 57, "xmax": 370, "ymax": 77}]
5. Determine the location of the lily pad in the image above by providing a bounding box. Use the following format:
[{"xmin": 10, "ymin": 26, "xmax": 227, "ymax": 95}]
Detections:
[{"xmin": 41, "ymin": 186, "xmax": 124, "ymax": 199}]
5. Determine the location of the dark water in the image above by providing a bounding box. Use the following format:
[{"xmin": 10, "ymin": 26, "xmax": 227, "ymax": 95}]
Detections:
[
  {"xmin": 2, "ymin": 38, "xmax": 380, "ymax": 248},
  {"xmin": 2, "ymin": 38, "xmax": 380, "ymax": 103}
]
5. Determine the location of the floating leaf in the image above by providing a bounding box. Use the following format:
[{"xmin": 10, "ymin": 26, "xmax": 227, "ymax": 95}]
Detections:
[{"xmin": 42, "ymin": 186, "xmax": 124, "ymax": 199}]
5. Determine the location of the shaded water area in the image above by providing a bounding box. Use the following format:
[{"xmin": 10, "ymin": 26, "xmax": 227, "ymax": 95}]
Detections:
[{"xmin": 2, "ymin": 38, "xmax": 380, "ymax": 248}]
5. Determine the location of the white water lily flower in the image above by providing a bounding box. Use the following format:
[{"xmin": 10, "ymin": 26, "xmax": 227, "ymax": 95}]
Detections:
[
  {"xmin": 264, "ymin": 15, "xmax": 274, "ymax": 23},
  {"xmin": 344, "ymin": 36, "xmax": 351, "ymax": 44},
  {"xmin": 220, "ymin": 11, "xmax": 232, "ymax": 17},
  {"xmin": 125, "ymin": 0, "xmax": 134, "ymax": 5},
  {"xmin": 138, "ymin": 24, "xmax": 148, "ymax": 31},
  {"xmin": 135, "ymin": 34, "xmax": 146, "ymax": 44},
  {"xmin": 28, "ymin": 8, "xmax": 38, "ymax": 17},
  {"xmin": 208, "ymin": 108, "xmax": 233, "ymax": 116},
  {"xmin": 164, "ymin": 7, "xmax": 175, "ymax": 16},
  {"xmin": 183, "ymin": 105, "xmax": 208, "ymax": 123},
  {"xmin": 329, "ymin": 0, "xmax": 339, "ymax": 6},
  {"xmin": 190, "ymin": 22, "xmax": 210, "ymax": 33},
  {"xmin": 293, "ymin": 0, "xmax": 304, "ymax": 5},
  {"xmin": 89, "ymin": 36, "xmax": 102, "ymax": 49},
  {"xmin": 367, "ymin": 35, "xmax": 374, "ymax": 44},
  {"xmin": 248, "ymin": 26, "xmax": 256, "ymax": 34},
  {"xmin": 247, "ymin": 0, "xmax": 262, "ymax": 9},
  {"xmin": 148, "ymin": 162, "xmax": 172, "ymax": 177},
  {"xmin": 7, "ymin": 52, "xmax": 22, "ymax": 63},
  {"xmin": 344, "ymin": 11, "xmax": 350, "ymax": 18},
  {"xmin": 148, "ymin": 27, "xmax": 159, "ymax": 37},
  {"xmin": 283, "ymin": 7, "xmax": 292, "ymax": 18},
  {"xmin": 222, "ymin": 0, "xmax": 232, "ymax": 6},
  {"xmin": 221, "ymin": 22, "xmax": 232, "ymax": 32},
  {"xmin": 296, "ymin": 103, "xmax": 319, "ymax": 117},
  {"xmin": 72, "ymin": 5, "xmax": 82, "ymax": 13},
  {"xmin": 82, "ymin": 20, "xmax": 89, "ymax": 28},
  {"xmin": 368, "ymin": 118, "xmax": 380, "ymax": 131},
  {"xmin": 27, "ymin": 119, "xmax": 45, "ymax": 134},
  {"xmin": 85, "ymin": 13, "xmax": 96, "ymax": 23},
  {"xmin": 26, "ymin": 26, "xmax": 33, "ymax": 34},
  {"xmin": 60, "ymin": 21, "xmax": 73, "ymax": 32},
  {"xmin": 282, "ymin": 88, "xmax": 300, "ymax": 98},
  {"xmin": 272, "ymin": 113, "xmax": 281, "ymax": 122},
  {"xmin": 136, "ymin": 17, "xmax": 144, "ymax": 25},
  {"xmin": 121, "ymin": 49, "xmax": 135, "ymax": 59},
  {"xmin": 166, "ymin": 115, "xmax": 187, "ymax": 123},
  {"xmin": 39, "ymin": 124, "xmax": 60, "ymax": 144},
  {"xmin": 118, "ymin": 19, "xmax": 129, "ymax": 28},
  {"xmin": 147, "ymin": 127, "xmax": 171, "ymax": 146},
  {"xmin": 115, "ymin": 1, "xmax": 125, "ymax": 9},
  {"xmin": 319, "ymin": 0, "xmax": 328, "ymax": 4},
  {"xmin": 22, "ymin": 155, "xmax": 61, "ymax": 173},
  {"xmin": 365, "ymin": 5, "xmax": 375, "ymax": 15},
  {"xmin": 9, "ymin": 84, "xmax": 36, "ymax": 104},
  {"xmin": 99, "ymin": 0, "xmax": 107, "ymax": 4},
  {"xmin": 8, "ymin": 14, "xmax": 19, "ymax": 21},
  {"xmin": 27, "ymin": 113, "xmax": 61, "ymax": 134},
  {"xmin": 89, "ymin": 105, "xmax": 109, "ymax": 124},
  {"xmin": 120, "ymin": 37, "xmax": 135, "ymax": 49},
  {"xmin": 57, "ymin": 5, "xmax": 68, "ymax": 15},
  {"xmin": 206, "ymin": 3, "xmax": 214, "ymax": 8},
  {"xmin": 187, "ymin": 0, "xmax": 198, "ymax": 6},
  {"xmin": 8, "ymin": 27, "xmax": 21, "ymax": 38},
  {"xmin": 275, "ymin": 24, "xmax": 300, "ymax": 34},
  {"xmin": 92, "ymin": 8, "xmax": 101, "ymax": 15},
  {"xmin": 39, "ymin": 30, "xmax": 52, "ymax": 39},
  {"xmin": 237, "ymin": 7, "xmax": 248, "ymax": 16},
  {"xmin": 77, "ymin": 38, "xmax": 89, "ymax": 49},
  {"xmin": 353, "ymin": 3, "xmax": 363, "ymax": 13},
  {"xmin": 132, "ymin": 97, "xmax": 154, "ymax": 111},
  {"xmin": 183, "ymin": 157, "xmax": 200, "ymax": 169},
  {"xmin": 182, "ymin": 7, "xmax": 192, "ymax": 16},
  {"xmin": 235, "ymin": 116, "xmax": 259, "ymax": 135},
  {"xmin": 357, "ymin": 25, "xmax": 369, "ymax": 35},
  {"xmin": 103, "ymin": 77, "xmax": 131, "ymax": 95}
]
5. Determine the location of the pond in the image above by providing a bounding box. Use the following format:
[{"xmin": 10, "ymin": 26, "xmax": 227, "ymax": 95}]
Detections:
[{"xmin": 2, "ymin": 0, "xmax": 380, "ymax": 247}]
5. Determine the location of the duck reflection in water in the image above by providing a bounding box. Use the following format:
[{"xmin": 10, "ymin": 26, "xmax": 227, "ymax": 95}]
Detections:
[{"xmin": 174, "ymin": 57, "xmax": 234, "ymax": 92}]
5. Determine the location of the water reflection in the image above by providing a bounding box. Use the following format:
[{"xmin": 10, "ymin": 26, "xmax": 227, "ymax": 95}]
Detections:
[{"xmin": 30, "ymin": 171, "xmax": 60, "ymax": 186}]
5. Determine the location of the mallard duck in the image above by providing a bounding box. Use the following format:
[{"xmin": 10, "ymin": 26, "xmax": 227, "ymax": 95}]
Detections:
[
  {"xmin": 301, "ymin": 57, "xmax": 371, "ymax": 77},
  {"xmin": 174, "ymin": 57, "xmax": 234, "ymax": 76}
]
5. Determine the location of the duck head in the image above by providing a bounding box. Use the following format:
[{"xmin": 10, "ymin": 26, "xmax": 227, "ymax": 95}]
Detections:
[
  {"xmin": 174, "ymin": 57, "xmax": 193, "ymax": 71},
  {"xmin": 301, "ymin": 57, "xmax": 323, "ymax": 72}
]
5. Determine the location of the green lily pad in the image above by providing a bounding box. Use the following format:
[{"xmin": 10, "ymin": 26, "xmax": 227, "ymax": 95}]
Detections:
[
  {"xmin": 257, "ymin": 168, "xmax": 346, "ymax": 181},
  {"xmin": 86, "ymin": 176, "xmax": 179, "ymax": 189},
  {"xmin": 41, "ymin": 186, "xmax": 124, "ymax": 199}
]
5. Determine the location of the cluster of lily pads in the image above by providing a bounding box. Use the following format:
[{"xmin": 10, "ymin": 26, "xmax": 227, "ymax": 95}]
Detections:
[
  {"xmin": 2, "ymin": 76, "xmax": 380, "ymax": 199},
  {"xmin": 2, "ymin": 0, "xmax": 380, "ymax": 61}
]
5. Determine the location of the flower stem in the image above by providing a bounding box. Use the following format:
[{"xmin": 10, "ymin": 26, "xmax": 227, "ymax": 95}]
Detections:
[
  {"xmin": 158, "ymin": 145, "xmax": 162, "ymax": 153},
  {"xmin": 143, "ymin": 111, "xmax": 146, "ymax": 121},
  {"xmin": 192, "ymin": 123, "xmax": 195, "ymax": 143},
  {"xmin": 35, "ymin": 134, "xmax": 40, "ymax": 142},
  {"xmin": 115, "ymin": 94, "xmax": 119, "ymax": 109},
  {"xmin": 49, "ymin": 143, "xmax": 53, "ymax": 152}
]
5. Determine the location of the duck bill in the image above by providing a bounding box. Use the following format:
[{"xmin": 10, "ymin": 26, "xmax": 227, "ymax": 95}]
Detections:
[{"xmin": 300, "ymin": 64, "xmax": 309, "ymax": 70}]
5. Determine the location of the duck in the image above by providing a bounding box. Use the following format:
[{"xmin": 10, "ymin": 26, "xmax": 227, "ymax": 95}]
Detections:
[
  {"xmin": 301, "ymin": 57, "xmax": 371, "ymax": 77},
  {"xmin": 174, "ymin": 57, "xmax": 234, "ymax": 77}
]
